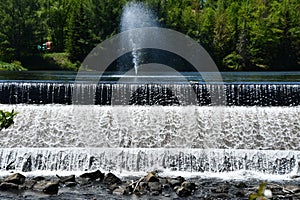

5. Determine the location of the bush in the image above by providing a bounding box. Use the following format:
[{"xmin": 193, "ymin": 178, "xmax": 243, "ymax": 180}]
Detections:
[
  {"xmin": 0, "ymin": 61, "xmax": 27, "ymax": 71},
  {"xmin": 0, "ymin": 110, "xmax": 18, "ymax": 131}
]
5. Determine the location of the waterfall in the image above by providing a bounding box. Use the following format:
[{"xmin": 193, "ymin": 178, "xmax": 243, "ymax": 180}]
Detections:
[
  {"xmin": 0, "ymin": 104, "xmax": 300, "ymax": 174},
  {"xmin": 1, "ymin": 82, "xmax": 300, "ymax": 106}
]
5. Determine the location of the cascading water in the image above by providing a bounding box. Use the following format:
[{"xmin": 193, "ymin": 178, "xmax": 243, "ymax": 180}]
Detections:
[
  {"xmin": 0, "ymin": 3, "xmax": 300, "ymax": 179},
  {"xmin": 120, "ymin": 2, "xmax": 158, "ymax": 75}
]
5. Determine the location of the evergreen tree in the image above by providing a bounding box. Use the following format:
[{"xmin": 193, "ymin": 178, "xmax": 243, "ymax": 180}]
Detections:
[
  {"xmin": 0, "ymin": 0, "xmax": 46, "ymax": 62},
  {"xmin": 66, "ymin": 1, "xmax": 95, "ymax": 63}
]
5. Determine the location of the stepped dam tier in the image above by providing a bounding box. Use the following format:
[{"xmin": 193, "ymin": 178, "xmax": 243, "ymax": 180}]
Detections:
[
  {"xmin": 0, "ymin": 104, "xmax": 299, "ymax": 175},
  {"xmin": 1, "ymin": 81, "xmax": 300, "ymax": 106}
]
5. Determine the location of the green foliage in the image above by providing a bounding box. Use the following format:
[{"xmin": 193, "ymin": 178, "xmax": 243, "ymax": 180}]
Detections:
[
  {"xmin": 0, "ymin": 0, "xmax": 299, "ymax": 71},
  {"xmin": 0, "ymin": 110, "xmax": 18, "ymax": 131},
  {"xmin": 249, "ymin": 181, "xmax": 268, "ymax": 200},
  {"xmin": 42, "ymin": 53, "xmax": 78, "ymax": 70},
  {"xmin": 0, "ymin": 61, "xmax": 27, "ymax": 71},
  {"xmin": 66, "ymin": 1, "xmax": 96, "ymax": 63}
]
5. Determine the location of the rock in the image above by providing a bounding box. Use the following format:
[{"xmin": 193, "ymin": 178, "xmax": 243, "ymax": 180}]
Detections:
[
  {"xmin": 80, "ymin": 170, "xmax": 104, "ymax": 181},
  {"xmin": 285, "ymin": 185, "xmax": 300, "ymax": 193},
  {"xmin": 176, "ymin": 186, "xmax": 192, "ymax": 197},
  {"xmin": 113, "ymin": 187, "xmax": 126, "ymax": 195},
  {"xmin": 103, "ymin": 173, "xmax": 122, "ymax": 185},
  {"xmin": 23, "ymin": 180, "xmax": 37, "ymax": 190},
  {"xmin": 214, "ymin": 184, "xmax": 229, "ymax": 193},
  {"xmin": 56, "ymin": 174, "xmax": 75, "ymax": 183},
  {"xmin": 235, "ymin": 181, "xmax": 247, "ymax": 188},
  {"xmin": 290, "ymin": 175, "xmax": 300, "ymax": 179},
  {"xmin": 181, "ymin": 181, "xmax": 196, "ymax": 191},
  {"xmin": 163, "ymin": 192, "xmax": 171, "ymax": 197},
  {"xmin": 109, "ymin": 183, "xmax": 119, "ymax": 191},
  {"xmin": 33, "ymin": 176, "xmax": 46, "ymax": 181},
  {"xmin": 167, "ymin": 178, "xmax": 182, "ymax": 188},
  {"xmin": 144, "ymin": 172, "xmax": 159, "ymax": 182},
  {"xmin": 0, "ymin": 182, "xmax": 20, "ymax": 190},
  {"xmin": 65, "ymin": 181, "xmax": 77, "ymax": 187},
  {"xmin": 77, "ymin": 177, "xmax": 91, "ymax": 186},
  {"xmin": 214, "ymin": 193, "xmax": 229, "ymax": 198},
  {"xmin": 133, "ymin": 181, "xmax": 148, "ymax": 195},
  {"xmin": 175, "ymin": 181, "xmax": 196, "ymax": 197},
  {"xmin": 4, "ymin": 173, "xmax": 26, "ymax": 185},
  {"xmin": 150, "ymin": 191, "xmax": 160, "ymax": 196},
  {"xmin": 43, "ymin": 181, "xmax": 59, "ymax": 195},
  {"xmin": 33, "ymin": 180, "xmax": 59, "ymax": 195},
  {"xmin": 148, "ymin": 182, "xmax": 162, "ymax": 193}
]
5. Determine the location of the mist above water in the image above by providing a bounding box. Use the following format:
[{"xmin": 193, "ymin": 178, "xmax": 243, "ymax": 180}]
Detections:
[{"xmin": 120, "ymin": 2, "xmax": 159, "ymax": 75}]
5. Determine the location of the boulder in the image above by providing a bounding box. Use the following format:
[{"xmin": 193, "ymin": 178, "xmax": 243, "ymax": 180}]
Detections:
[
  {"xmin": 113, "ymin": 187, "xmax": 126, "ymax": 195},
  {"xmin": 167, "ymin": 178, "xmax": 182, "ymax": 188},
  {"xmin": 4, "ymin": 173, "xmax": 26, "ymax": 185},
  {"xmin": 43, "ymin": 181, "xmax": 59, "ymax": 195},
  {"xmin": 56, "ymin": 174, "xmax": 76, "ymax": 183},
  {"xmin": 23, "ymin": 179, "xmax": 37, "ymax": 190},
  {"xmin": 33, "ymin": 180, "xmax": 59, "ymax": 195},
  {"xmin": 33, "ymin": 176, "xmax": 46, "ymax": 181},
  {"xmin": 80, "ymin": 170, "xmax": 104, "ymax": 181},
  {"xmin": 103, "ymin": 173, "xmax": 122, "ymax": 185},
  {"xmin": 148, "ymin": 182, "xmax": 162, "ymax": 193},
  {"xmin": 144, "ymin": 172, "xmax": 159, "ymax": 182},
  {"xmin": 65, "ymin": 182, "xmax": 77, "ymax": 187},
  {"xmin": 0, "ymin": 182, "xmax": 20, "ymax": 190},
  {"xmin": 175, "ymin": 181, "xmax": 196, "ymax": 197},
  {"xmin": 181, "ymin": 181, "xmax": 196, "ymax": 191},
  {"xmin": 176, "ymin": 186, "xmax": 192, "ymax": 197}
]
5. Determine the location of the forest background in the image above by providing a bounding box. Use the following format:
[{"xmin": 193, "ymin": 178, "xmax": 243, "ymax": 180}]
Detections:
[{"xmin": 0, "ymin": 0, "xmax": 299, "ymax": 71}]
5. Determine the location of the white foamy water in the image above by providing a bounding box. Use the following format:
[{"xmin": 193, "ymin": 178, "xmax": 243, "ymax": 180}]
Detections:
[{"xmin": 0, "ymin": 104, "xmax": 299, "ymax": 177}]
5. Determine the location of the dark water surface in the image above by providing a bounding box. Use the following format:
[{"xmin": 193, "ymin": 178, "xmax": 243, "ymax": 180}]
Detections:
[{"xmin": 1, "ymin": 71, "xmax": 300, "ymax": 83}]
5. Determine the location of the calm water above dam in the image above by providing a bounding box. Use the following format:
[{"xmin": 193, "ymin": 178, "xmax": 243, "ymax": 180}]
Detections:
[{"xmin": 1, "ymin": 71, "xmax": 300, "ymax": 83}]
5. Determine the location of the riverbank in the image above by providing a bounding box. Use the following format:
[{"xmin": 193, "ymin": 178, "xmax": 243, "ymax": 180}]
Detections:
[
  {"xmin": 0, "ymin": 170, "xmax": 300, "ymax": 199},
  {"xmin": 0, "ymin": 53, "xmax": 78, "ymax": 71}
]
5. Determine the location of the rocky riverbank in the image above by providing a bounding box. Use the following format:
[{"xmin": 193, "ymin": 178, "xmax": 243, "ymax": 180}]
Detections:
[{"xmin": 0, "ymin": 170, "xmax": 300, "ymax": 199}]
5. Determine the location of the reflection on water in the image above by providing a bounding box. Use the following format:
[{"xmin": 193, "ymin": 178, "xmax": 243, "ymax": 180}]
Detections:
[{"xmin": 1, "ymin": 71, "xmax": 300, "ymax": 83}]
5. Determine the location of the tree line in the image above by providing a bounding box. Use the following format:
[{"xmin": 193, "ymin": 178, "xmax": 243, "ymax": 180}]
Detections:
[{"xmin": 0, "ymin": 0, "xmax": 299, "ymax": 71}]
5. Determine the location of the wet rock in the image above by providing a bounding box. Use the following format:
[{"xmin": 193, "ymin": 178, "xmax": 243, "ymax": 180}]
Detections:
[
  {"xmin": 144, "ymin": 172, "xmax": 159, "ymax": 182},
  {"xmin": 23, "ymin": 179, "xmax": 37, "ymax": 190},
  {"xmin": 214, "ymin": 193, "xmax": 229, "ymax": 198},
  {"xmin": 65, "ymin": 181, "xmax": 77, "ymax": 187},
  {"xmin": 213, "ymin": 184, "xmax": 229, "ymax": 193},
  {"xmin": 167, "ymin": 177, "xmax": 183, "ymax": 188},
  {"xmin": 103, "ymin": 173, "xmax": 122, "ymax": 185},
  {"xmin": 235, "ymin": 181, "xmax": 247, "ymax": 188},
  {"xmin": 181, "ymin": 181, "xmax": 196, "ymax": 191},
  {"xmin": 80, "ymin": 170, "xmax": 104, "ymax": 181},
  {"xmin": 0, "ymin": 182, "xmax": 20, "ymax": 190},
  {"xmin": 291, "ymin": 175, "xmax": 300, "ymax": 179},
  {"xmin": 133, "ymin": 180, "xmax": 148, "ymax": 195},
  {"xmin": 33, "ymin": 180, "xmax": 59, "ymax": 195},
  {"xmin": 109, "ymin": 183, "xmax": 119, "ymax": 191},
  {"xmin": 113, "ymin": 187, "xmax": 126, "ymax": 195},
  {"xmin": 148, "ymin": 182, "xmax": 162, "ymax": 193},
  {"xmin": 33, "ymin": 176, "xmax": 46, "ymax": 181},
  {"xmin": 175, "ymin": 181, "xmax": 196, "ymax": 197},
  {"xmin": 285, "ymin": 185, "xmax": 300, "ymax": 193},
  {"xmin": 77, "ymin": 177, "xmax": 91, "ymax": 186},
  {"xmin": 150, "ymin": 191, "xmax": 160, "ymax": 196},
  {"xmin": 176, "ymin": 186, "xmax": 192, "ymax": 197},
  {"xmin": 4, "ymin": 173, "xmax": 26, "ymax": 185},
  {"xmin": 56, "ymin": 174, "xmax": 75, "ymax": 183}
]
